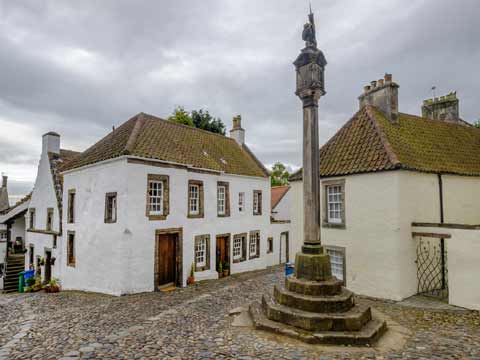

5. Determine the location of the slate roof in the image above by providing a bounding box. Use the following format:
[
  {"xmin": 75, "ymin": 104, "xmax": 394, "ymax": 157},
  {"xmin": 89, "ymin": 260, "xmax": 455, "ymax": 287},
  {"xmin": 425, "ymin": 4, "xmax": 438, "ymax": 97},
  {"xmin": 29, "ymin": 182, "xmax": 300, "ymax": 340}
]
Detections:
[
  {"xmin": 64, "ymin": 113, "xmax": 269, "ymax": 177},
  {"xmin": 271, "ymin": 186, "xmax": 290, "ymax": 211},
  {"xmin": 290, "ymin": 105, "xmax": 480, "ymax": 181}
]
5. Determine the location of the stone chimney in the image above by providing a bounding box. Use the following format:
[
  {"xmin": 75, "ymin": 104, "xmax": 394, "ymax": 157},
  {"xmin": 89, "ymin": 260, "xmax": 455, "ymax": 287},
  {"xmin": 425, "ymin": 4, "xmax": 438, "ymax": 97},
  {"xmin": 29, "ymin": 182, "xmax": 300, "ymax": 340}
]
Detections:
[
  {"xmin": 229, "ymin": 115, "xmax": 245, "ymax": 145},
  {"xmin": 422, "ymin": 92, "xmax": 460, "ymax": 123},
  {"xmin": 358, "ymin": 73, "xmax": 399, "ymax": 122},
  {"xmin": 42, "ymin": 131, "xmax": 60, "ymax": 155},
  {"xmin": 0, "ymin": 174, "xmax": 9, "ymax": 212}
]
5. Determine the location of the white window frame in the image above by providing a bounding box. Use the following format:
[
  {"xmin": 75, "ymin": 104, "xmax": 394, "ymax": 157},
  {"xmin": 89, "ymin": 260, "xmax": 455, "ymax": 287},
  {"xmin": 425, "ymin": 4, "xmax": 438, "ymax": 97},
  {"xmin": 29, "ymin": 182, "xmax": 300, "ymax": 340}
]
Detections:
[
  {"xmin": 195, "ymin": 236, "xmax": 207, "ymax": 267},
  {"xmin": 189, "ymin": 184, "xmax": 200, "ymax": 215},
  {"xmin": 233, "ymin": 236, "xmax": 242, "ymax": 260},
  {"xmin": 217, "ymin": 185, "xmax": 226, "ymax": 215},
  {"xmin": 326, "ymin": 185, "xmax": 342, "ymax": 224},
  {"xmin": 326, "ymin": 246, "xmax": 346, "ymax": 284},
  {"xmin": 238, "ymin": 192, "xmax": 245, "ymax": 212},
  {"xmin": 253, "ymin": 192, "xmax": 260, "ymax": 214},
  {"xmin": 249, "ymin": 232, "xmax": 258, "ymax": 257},
  {"xmin": 148, "ymin": 180, "xmax": 164, "ymax": 215}
]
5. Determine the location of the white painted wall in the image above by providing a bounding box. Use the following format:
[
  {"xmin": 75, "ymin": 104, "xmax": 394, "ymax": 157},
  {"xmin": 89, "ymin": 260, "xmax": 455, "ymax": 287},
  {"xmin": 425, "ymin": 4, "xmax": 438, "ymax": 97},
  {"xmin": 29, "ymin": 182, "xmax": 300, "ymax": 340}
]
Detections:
[
  {"xmin": 442, "ymin": 175, "xmax": 480, "ymax": 224},
  {"xmin": 61, "ymin": 157, "xmax": 272, "ymax": 295}
]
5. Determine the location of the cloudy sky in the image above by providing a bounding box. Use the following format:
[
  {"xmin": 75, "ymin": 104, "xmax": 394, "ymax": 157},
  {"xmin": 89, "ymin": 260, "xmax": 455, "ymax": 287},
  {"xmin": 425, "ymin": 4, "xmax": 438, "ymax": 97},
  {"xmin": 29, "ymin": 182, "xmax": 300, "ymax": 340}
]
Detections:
[{"xmin": 0, "ymin": 0, "xmax": 479, "ymax": 201}]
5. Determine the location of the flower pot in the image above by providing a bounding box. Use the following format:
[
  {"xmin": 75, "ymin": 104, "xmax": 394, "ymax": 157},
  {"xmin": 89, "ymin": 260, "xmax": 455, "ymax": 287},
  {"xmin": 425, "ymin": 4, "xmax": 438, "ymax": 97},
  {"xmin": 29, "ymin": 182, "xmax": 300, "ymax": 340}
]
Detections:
[
  {"xmin": 187, "ymin": 276, "xmax": 195, "ymax": 286},
  {"xmin": 223, "ymin": 270, "xmax": 229, "ymax": 277},
  {"xmin": 218, "ymin": 272, "xmax": 223, "ymax": 278}
]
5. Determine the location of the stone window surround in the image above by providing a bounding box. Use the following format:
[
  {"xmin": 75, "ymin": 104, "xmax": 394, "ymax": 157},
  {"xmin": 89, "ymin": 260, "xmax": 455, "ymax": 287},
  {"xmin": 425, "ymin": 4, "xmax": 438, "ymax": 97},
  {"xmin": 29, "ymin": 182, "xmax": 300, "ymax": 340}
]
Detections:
[
  {"xmin": 322, "ymin": 179, "xmax": 346, "ymax": 229},
  {"xmin": 253, "ymin": 190, "xmax": 262, "ymax": 216},
  {"xmin": 194, "ymin": 234, "xmax": 210, "ymax": 272},
  {"xmin": 67, "ymin": 189, "xmax": 76, "ymax": 224},
  {"xmin": 325, "ymin": 245, "xmax": 347, "ymax": 286},
  {"xmin": 29, "ymin": 208, "xmax": 36, "ymax": 230},
  {"xmin": 217, "ymin": 181, "xmax": 230, "ymax": 217},
  {"xmin": 249, "ymin": 230, "xmax": 260, "ymax": 259},
  {"xmin": 232, "ymin": 233, "xmax": 247, "ymax": 263},
  {"xmin": 46, "ymin": 207, "xmax": 54, "ymax": 231},
  {"xmin": 146, "ymin": 174, "xmax": 170, "ymax": 221},
  {"xmin": 104, "ymin": 192, "xmax": 118, "ymax": 224},
  {"xmin": 67, "ymin": 231, "xmax": 76, "ymax": 267},
  {"xmin": 187, "ymin": 180, "xmax": 204, "ymax": 219},
  {"xmin": 267, "ymin": 237, "xmax": 273, "ymax": 254}
]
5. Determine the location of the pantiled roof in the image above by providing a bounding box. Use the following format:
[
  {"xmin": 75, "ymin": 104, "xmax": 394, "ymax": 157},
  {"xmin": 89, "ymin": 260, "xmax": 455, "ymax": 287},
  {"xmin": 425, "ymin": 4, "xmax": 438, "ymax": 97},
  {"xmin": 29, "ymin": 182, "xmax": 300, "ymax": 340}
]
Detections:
[
  {"xmin": 65, "ymin": 113, "xmax": 269, "ymax": 177},
  {"xmin": 290, "ymin": 105, "xmax": 480, "ymax": 181},
  {"xmin": 271, "ymin": 185, "xmax": 290, "ymax": 210}
]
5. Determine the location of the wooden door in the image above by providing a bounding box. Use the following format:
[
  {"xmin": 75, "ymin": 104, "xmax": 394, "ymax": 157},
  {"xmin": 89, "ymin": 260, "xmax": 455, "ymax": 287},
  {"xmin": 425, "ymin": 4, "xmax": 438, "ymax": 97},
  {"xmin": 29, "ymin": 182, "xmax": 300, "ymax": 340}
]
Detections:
[
  {"xmin": 157, "ymin": 234, "xmax": 176, "ymax": 286},
  {"xmin": 216, "ymin": 236, "xmax": 229, "ymax": 272},
  {"xmin": 44, "ymin": 250, "xmax": 52, "ymax": 283}
]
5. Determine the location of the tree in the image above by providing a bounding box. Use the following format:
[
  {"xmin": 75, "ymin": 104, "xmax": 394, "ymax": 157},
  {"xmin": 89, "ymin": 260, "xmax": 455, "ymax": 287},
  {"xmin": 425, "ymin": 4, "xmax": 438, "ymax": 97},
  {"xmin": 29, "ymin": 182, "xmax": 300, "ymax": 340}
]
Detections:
[
  {"xmin": 168, "ymin": 106, "xmax": 194, "ymax": 127},
  {"xmin": 270, "ymin": 162, "xmax": 290, "ymax": 186},
  {"xmin": 474, "ymin": 119, "xmax": 480, "ymax": 128},
  {"xmin": 168, "ymin": 107, "xmax": 226, "ymax": 135}
]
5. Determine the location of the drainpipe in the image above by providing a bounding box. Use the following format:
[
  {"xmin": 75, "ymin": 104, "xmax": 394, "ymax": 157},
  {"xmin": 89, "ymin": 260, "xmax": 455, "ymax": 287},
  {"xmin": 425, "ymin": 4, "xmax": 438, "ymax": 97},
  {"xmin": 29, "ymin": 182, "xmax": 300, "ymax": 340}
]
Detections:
[{"xmin": 438, "ymin": 174, "xmax": 446, "ymax": 290}]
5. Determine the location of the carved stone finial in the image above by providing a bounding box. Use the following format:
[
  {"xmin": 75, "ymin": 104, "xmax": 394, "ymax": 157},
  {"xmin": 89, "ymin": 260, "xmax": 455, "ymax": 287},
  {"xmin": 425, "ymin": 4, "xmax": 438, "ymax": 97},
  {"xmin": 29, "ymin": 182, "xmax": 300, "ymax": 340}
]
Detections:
[{"xmin": 302, "ymin": 10, "xmax": 317, "ymax": 48}]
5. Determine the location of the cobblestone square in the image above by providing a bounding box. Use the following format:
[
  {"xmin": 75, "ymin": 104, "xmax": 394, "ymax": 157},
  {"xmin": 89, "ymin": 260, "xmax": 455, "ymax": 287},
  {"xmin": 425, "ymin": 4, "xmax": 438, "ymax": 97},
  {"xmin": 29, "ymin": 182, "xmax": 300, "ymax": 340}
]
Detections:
[{"xmin": 1, "ymin": 267, "xmax": 479, "ymax": 359}]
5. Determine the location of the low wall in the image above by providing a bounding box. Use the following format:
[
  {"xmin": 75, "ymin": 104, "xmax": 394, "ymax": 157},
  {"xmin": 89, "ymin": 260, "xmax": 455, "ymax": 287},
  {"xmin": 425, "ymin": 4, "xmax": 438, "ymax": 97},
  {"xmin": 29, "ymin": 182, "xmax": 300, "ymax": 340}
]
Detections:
[{"xmin": 412, "ymin": 223, "xmax": 480, "ymax": 310}]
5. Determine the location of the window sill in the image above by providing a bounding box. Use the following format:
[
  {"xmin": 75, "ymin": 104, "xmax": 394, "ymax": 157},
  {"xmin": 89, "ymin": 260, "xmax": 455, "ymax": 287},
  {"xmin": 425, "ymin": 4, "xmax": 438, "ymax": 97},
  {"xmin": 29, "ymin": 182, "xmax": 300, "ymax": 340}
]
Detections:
[
  {"xmin": 148, "ymin": 214, "xmax": 168, "ymax": 221},
  {"xmin": 249, "ymin": 254, "xmax": 260, "ymax": 260},
  {"xmin": 217, "ymin": 214, "xmax": 230, "ymax": 218},
  {"xmin": 188, "ymin": 213, "xmax": 204, "ymax": 219},
  {"xmin": 104, "ymin": 219, "xmax": 117, "ymax": 224},
  {"xmin": 27, "ymin": 229, "xmax": 61, "ymax": 236},
  {"xmin": 195, "ymin": 265, "xmax": 208, "ymax": 272},
  {"xmin": 253, "ymin": 213, "xmax": 262, "ymax": 216},
  {"xmin": 322, "ymin": 222, "xmax": 346, "ymax": 229},
  {"xmin": 67, "ymin": 263, "xmax": 76, "ymax": 268},
  {"xmin": 232, "ymin": 258, "xmax": 246, "ymax": 263}
]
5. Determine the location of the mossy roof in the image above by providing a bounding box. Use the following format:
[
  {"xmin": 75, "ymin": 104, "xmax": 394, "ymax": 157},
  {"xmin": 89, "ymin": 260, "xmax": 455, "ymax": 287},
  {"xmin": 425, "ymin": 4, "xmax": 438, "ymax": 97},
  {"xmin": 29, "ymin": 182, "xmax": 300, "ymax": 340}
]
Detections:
[
  {"xmin": 290, "ymin": 105, "xmax": 480, "ymax": 181},
  {"xmin": 65, "ymin": 113, "xmax": 269, "ymax": 177}
]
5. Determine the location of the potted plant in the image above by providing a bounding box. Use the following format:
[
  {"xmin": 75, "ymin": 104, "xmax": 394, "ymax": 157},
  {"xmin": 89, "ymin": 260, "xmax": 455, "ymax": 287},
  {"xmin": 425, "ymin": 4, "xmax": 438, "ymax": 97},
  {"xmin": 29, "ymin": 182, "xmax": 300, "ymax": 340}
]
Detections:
[
  {"xmin": 45, "ymin": 278, "xmax": 60, "ymax": 293},
  {"xmin": 187, "ymin": 263, "xmax": 195, "ymax": 285},
  {"xmin": 223, "ymin": 262, "xmax": 229, "ymax": 277},
  {"xmin": 218, "ymin": 262, "xmax": 223, "ymax": 278},
  {"xmin": 39, "ymin": 257, "xmax": 45, "ymax": 266}
]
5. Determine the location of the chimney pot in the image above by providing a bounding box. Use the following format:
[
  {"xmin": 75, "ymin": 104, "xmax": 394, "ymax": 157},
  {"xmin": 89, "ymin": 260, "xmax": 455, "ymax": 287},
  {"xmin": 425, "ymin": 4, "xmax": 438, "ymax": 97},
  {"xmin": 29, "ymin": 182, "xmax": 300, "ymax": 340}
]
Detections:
[
  {"xmin": 378, "ymin": 79, "xmax": 384, "ymax": 87},
  {"xmin": 42, "ymin": 131, "xmax": 60, "ymax": 155},
  {"xmin": 359, "ymin": 73, "xmax": 399, "ymax": 122},
  {"xmin": 1, "ymin": 175, "xmax": 7, "ymax": 188},
  {"xmin": 230, "ymin": 115, "xmax": 245, "ymax": 145},
  {"xmin": 371, "ymin": 81, "xmax": 377, "ymax": 88},
  {"xmin": 384, "ymin": 73, "xmax": 392, "ymax": 83}
]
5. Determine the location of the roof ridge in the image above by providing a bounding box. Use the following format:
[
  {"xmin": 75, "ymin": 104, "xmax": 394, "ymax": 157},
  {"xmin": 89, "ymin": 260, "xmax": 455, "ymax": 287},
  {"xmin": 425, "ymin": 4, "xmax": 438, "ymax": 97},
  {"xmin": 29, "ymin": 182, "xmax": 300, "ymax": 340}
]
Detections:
[
  {"xmin": 364, "ymin": 105, "xmax": 401, "ymax": 167},
  {"xmin": 124, "ymin": 113, "xmax": 147, "ymax": 155},
  {"xmin": 241, "ymin": 144, "xmax": 270, "ymax": 177}
]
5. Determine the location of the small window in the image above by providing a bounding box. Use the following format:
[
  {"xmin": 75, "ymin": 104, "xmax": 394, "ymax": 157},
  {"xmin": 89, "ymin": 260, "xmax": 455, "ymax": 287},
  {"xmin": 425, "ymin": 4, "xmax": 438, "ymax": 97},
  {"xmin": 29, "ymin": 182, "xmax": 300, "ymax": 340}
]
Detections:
[
  {"xmin": 267, "ymin": 237, "xmax": 273, "ymax": 254},
  {"xmin": 326, "ymin": 246, "xmax": 346, "ymax": 284},
  {"xmin": 249, "ymin": 231, "xmax": 260, "ymax": 259},
  {"xmin": 105, "ymin": 192, "xmax": 117, "ymax": 223},
  {"xmin": 217, "ymin": 186, "xmax": 226, "ymax": 215},
  {"xmin": 189, "ymin": 185, "xmax": 199, "ymax": 215},
  {"xmin": 147, "ymin": 174, "xmax": 170, "ymax": 220},
  {"xmin": 323, "ymin": 180, "xmax": 346, "ymax": 227},
  {"xmin": 194, "ymin": 235, "xmax": 210, "ymax": 271},
  {"xmin": 67, "ymin": 232, "xmax": 76, "ymax": 267},
  {"xmin": 46, "ymin": 208, "xmax": 54, "ymax": 231},
  {"xmin": 53, "ymin": 235, "xmax": 57, "ymax": 249},
  {"xmin": 233, "ymin": 233, "xmax": 247, "ymax": 263},
  {"xmin": 29, "ymin": 208, "xmax": 36, "ymax": 229},
  {"xmin": 238, "ymin": 192, "xmax": 245, "ymax": 212},
  {"xmin": 0, "ymin": 231, "xmax": 7, "ymax": 241},
  {"xmin": 29, "ymin": 245, "xmax": 34, "ymax": 268},
  {"xmin": 67, "ymin": 190, "xmax": 75, "ymax": 223},
  {"xmin": 253, "ymin": 190, "xmax": 262, "ymax": 215}
]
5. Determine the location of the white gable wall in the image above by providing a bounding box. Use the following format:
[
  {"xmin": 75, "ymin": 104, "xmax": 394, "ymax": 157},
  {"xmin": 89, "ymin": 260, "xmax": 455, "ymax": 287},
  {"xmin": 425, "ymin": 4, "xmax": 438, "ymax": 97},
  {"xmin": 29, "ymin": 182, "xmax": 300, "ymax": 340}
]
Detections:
[{"xmin": 272, "ymin": 189, "xmax": 291, "ymax": 221}]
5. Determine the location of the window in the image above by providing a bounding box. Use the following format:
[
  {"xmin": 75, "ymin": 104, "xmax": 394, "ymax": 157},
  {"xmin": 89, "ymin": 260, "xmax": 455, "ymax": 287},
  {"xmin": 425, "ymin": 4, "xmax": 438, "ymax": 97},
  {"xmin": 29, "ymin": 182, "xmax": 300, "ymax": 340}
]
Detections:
[
  {"xmin": 326, "ymin": 246, "xmax": 346, "ymax": 284},
  {"xmin": 238, "ymin": 192, "xmax": 245, "ymax": 212},
  {"xmin": 29, "ymin": 208, "xmax": 36, "ymax": 229},
  {"xmin": 0, "ymin": 231, "xmax": 6, "ymax": 241},
  {"xmin": 67, "ymin": 190, "xmax": 75, "ymax": 223},
  {"xmin": 233, "ymin": 233, "xmax": 247, "ymax": 263},
  {"xmin": 147, "ymin": 174, "xmax": 169, "ymax": 220},
  {"xmin": 249, "ymin": 231, "xmax": 260, "ymax": 259},
  {"xmin": 253, "ymin": 190, "xmax": 262, "ymax": 215},
  {"xmin": 217, "ymin": 182, "xmax": 230, "ymax": 217},
  {"xmin": 194, "ymin": 235, "xmax": 210, "ymax": 271},
  {"xmin": 323, "ymin": 180, "xmax": 346, "ymax": 228},
  {"xmin": 46, "ymin": 208, "xmax": 54, "ymax": 231},
  {"xmin": 105, "ymin": 192, "xmax": 117, "ymax": 223},
  {"xmin": 67, "ymin": 231, "xmax": 75, "ymax": 267},
  {"xmin": 188, "ymin": 180, "xmax": 204, "ymax": 218},
  {"xmin": 29, "ymin": 245, "xmax": 34, "ymax": 268},
  {"xmin": 267, "ymin": 237, "xmax": 273, "ymax": 254}
]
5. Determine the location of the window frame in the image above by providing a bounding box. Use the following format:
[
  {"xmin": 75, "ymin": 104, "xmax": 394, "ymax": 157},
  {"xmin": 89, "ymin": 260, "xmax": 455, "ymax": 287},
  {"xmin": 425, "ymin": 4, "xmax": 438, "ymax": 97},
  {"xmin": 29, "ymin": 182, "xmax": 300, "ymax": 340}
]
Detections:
[
  {"xmin": 194, "ymin": 234, "xmax": 210, "ymax": 271},
  {"xmin": 0, "ymin": 231, "xmax": 7, "ymax": 242},
  {"xmin": 67, "ymin": 189, "xmax": 75, "ymax": 224},
  {"xmin": 67, "ymin": 231, "xmax": 76, "ymax": 267},
  {"xmin": 267, "ymin": 237, "xmax": 273, "ymax": 254},
  {"xmin": 146, "ymin": 174, "xmax": 170, "ymax": 220},
  {"xmin": 104, "ymin": 192, "xmax": 118, "ymax": 223},
  {"xmin": 232, "ymin": 233, "xmax": 247, "ymax": 263},
  {"xmin": 46, "ymin": 207, "xmax": 54, "ymax": 231},
  {"xmin": 29, "ymin": 244, "xmax": 34, "ymax": 269},
  {"xmin": 325, "ymin": 245, "xmax": 346, "ymax": 285},
  {"xmin": 253, "ymin": 190, "xmax": 262, "ymax": 216},
  {"xmin": 188, "ymin": 180, "xmax": 204, "ymax": 218},
  {"xmin": 217, "ymin": 182, "xmax": 230, "ymax": 217},
  {"xmin": 29, "ymin": 208, "xmax": 36, "ymax": 230},
  {"xmin": 249, "ymin": 231, "xmax": 260, "ymax": 259},
  {"xmin": 238, "ymin": 192, "xmax": 245, "ymax": 213},
  {"xmin": 322, "ymin": 179, "xmax": 346, "ymax": 229}
]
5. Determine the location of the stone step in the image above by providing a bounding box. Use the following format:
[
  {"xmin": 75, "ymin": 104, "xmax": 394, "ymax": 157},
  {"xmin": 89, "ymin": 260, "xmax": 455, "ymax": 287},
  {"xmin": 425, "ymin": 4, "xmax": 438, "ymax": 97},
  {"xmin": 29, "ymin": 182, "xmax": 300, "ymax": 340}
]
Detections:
[
  {"xmin": 274, "ymin": 284, "xmax": 354, "ymax": 313},
  {"xmin": 262, "ymin": 293, "xmax": 371, "ymax": 332},
  {"xmin": 285, "ymin": 276, "xmax": 343, "ymax": 296},
  {"xmin": 250, "ymin": 300, "xmax": 387, "ymax": 346}
]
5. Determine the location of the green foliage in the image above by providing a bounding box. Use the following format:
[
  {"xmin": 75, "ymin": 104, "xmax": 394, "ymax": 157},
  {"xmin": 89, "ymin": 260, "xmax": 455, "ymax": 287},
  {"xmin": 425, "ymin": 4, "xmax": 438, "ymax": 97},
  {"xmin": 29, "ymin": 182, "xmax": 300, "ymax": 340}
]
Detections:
[
  {"xmin": 270, "ymin": 162, "xmax": 290, "ymax": 186},
  {"xmin": 26, "ymin": 277, "xmax": 35, "ymax": 287},
  {"xmin": 218, "ymin": 262, "xmax": 223, "ymax": 273},
  {"xmin": 474, "ymin": 119, "xmax": 480, "ymax": 128},
  {"xmin": 190, "ymin": 263, "xmax": 195, "ymax": 277},
  {"xmin": 168, "ymin": 107, "xmax": 226, "ymax": 135}
]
